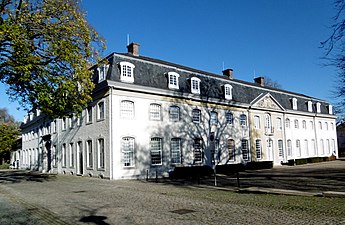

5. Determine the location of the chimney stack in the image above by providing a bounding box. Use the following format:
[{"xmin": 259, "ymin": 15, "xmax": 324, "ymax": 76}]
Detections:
[
  {"xmin": 222, "ymin": 68, "xmax": 233, "ymax": 79},
  {"xmin": 254, "ymin": 77, "xmax": 265, "ymax": 86},
  {"xmin": 127, "ymin": 42, "xmax": 140, "ymax": 56}
]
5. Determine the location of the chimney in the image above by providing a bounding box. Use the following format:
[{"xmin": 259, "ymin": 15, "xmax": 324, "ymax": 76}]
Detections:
[
  {"xmin": 254, "ymin": 77, "xmax": 265, "ymax": 86},
  {"xmin": 127, "ymin": 42, "xmax": 140, "ymax": 56},
  {"xmin": 222, "ymin": 68, "xmax": 233, "ymax": 79}
]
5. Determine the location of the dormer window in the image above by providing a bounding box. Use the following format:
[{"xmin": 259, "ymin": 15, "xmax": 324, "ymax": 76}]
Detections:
[
  {"xmin": 191, "ymin": 77, "xmax": 201, "ymax": 94},
  {"xmin": 292, "ymin": 98, "xmax": 297, "ymax": 110},
  {"xmin": 328, "ymin": 105, "xmax": 333, "ymax": 114},
  {"xmin": 97, "ymin": 64, "xmax": 109, "ymax": 82},
  {"xmin": 168, "ymin": 72, "xmax": 180, "ymax": 89},
  {"xmin": 120, "ymin": 62, "xmax": 135, "ymax": 83},
  {"xmin": 316, "ymin": 102, "xmax": 321, "ymax": 113},
  {"xmin": 224, "ymin": 84, "xmax": 233, "ymax": 100},
  {"xmin": 307, "ymin": 101, "xmax": 313, "ymax": 112}
]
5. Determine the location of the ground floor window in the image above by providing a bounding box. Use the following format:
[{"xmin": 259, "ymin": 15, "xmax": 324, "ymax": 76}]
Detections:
[
  {"xmin": 287, "ymin": 140, "xmax": 292, "ymax": 157},
  {"xmin": 228, "ymin": 139, "xmax": 235, "ymax": 161},
  {"xmin": 278, "ymin": 140, "xmax": 284, "ymax": 158},
  {"xmin": 62, "ymin": 144, "xmax": 66, "ymax": 167},
  {"xmin": 241, "ymin": 139, "xmax": 249, "ymax": 160},
  {"xmin": 171, "ymin": 138, "xmax": 181, "ymax": 164},
  {"xmin": 255, "ymin": 139, "xmax": 262, "ymax": 159},
  {"xmin": 150, "ymin": 137, "xmax": 162, "ymax": 165},
  {"xmin": 87, "ymin": 140, "xmax": 93, "ymax": 168},
  {"xmin": 193, "ymin": 139, "xmax": 203, "ymax": 163},
  {"xmin": 98, "ymin": 138, "xmax": 105, "ymax": 169},
  {"xmin": 122, "ymin": 137, "xmax": 135, "ymax": 167}
]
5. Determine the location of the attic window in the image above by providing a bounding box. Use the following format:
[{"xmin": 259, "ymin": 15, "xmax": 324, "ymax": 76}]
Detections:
[
  {"xmin": 168, "ymin": 72, "xmax": 180, "ymax": 89},
  {"xmin": 120, "ymin": 62, "xmax": 135, "ymax": 83},
  {"xmin": 191, "ymin": 77, "xmax": 201, "ymax": 94},
  {"xmin": 97, "ymin": 64, "xmax": 109, "ymax": 82},
  {"xmin": 316, "ymin": 102, "xmax": 321, "ymax": 113},
  {"xmin": 307, "ymin": 101, "xmax": 313, "ymax": 112},
  {"xmin": 329, "ymin": 105, "xmax": 333, "ymax": 114},
  {"xmin": 224, "ymin": 84, "xmax": 233, "ymax": 100},
  {"xmin": 292, "ymin": 98, "xmax": 297, "ymax": 110}
]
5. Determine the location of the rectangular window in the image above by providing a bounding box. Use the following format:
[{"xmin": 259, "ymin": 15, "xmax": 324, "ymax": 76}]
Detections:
[
  {"xmin": 296, "ymin": 140, "xmax": 301, "ymax": 157},
  {"xmin": 169, "ymin": 106, "xmax": 180, "ymax": 122},
  {"xmin": 228, "ymin": 139, "xmax": 235, "ymax": 161},
  {"xmin": 294, "ymin": 120, "xmax": 299, "ymax": 129},
  {"xmin": 240, "ymin": 114, "xmax": 247, "ymax": 126},
  {"xmin": 193, "ymin": 139, "xmax": 202, "ymax": 163},
  {"xmin": 120, "ymin": 100, "xmax": 134, "ymax": 119},
  {"xmin": 210, "ymin": 111, "xmax": 218, "ymax": 125},
  {"xmin": 171, "ymin": 138, "xmax": 181, "ymax": 164},
  {"xmin": 302, "ymin": 120, "xmax": 307, "ymax": 129},
  {"xmin": 287, "ymin": 140, "xmax": 292, "ymax": 157},
  {"xmin": 192, "ymin": 109, "xmax": 201, "ymax": 123},
  {"xmin": 278, "ymin": 140, "xmax": 283, "ymax": 157},
  {"xmin": 69, "ymin": 143, "xmax": 74, "ymax": 168},
  {"xmin": 87, "ymin": 140, "xmax": 93, "ymax": 168},
  {"xmin": 191, "ymin": 77, "xmax": 201, "ymax": 94},
  {"xmin": 120, "ymin": 62, "xmax": 135, "ymax": 83},
  {"xmin": 310, "ymin": 121, "xmax": 314, "ymax": 130},
  {"xmin": 254, "ymin": 116, "xmax": 260, "ymax": 129},
  {"xmin": 311, "ymin": 139, "xmax": 316, "ymax": 155},
  {"xmin": 320, "ymin": 139, "xmax": 324, "ymax": 155},
  {"xmin": 87, "ymin": 106, "xmax": 92, "ymax": 123},
  {"xmin": 326, "ymin": 139, "xmax": 330, "ymax": 154},
  {"xmin": 122, "ymin": 137, "xmax": 134, "ymax": 167},
  {"xmin": 98, "ymin": 102, "xmax": 105, "ymax": 120},
  {"xmin": 150, "ymin": 138, "xmax": 162, "ymax": 165},
  {"xmin": 255, "ymin": 139, "xmax": 262, "ymax": 159},
  {"xmin": 276, "ymin": 118, "xmax": 282, "ymax": 130},
  {"xmin": 150, "ymin": 104, "xmax": 161, "ymax": 121},
  {"xmin": 241, "ymin": 139, "xmax": 249, "ymax": 160},
  {"xmin": 62, "ymin": 144, "xmax": 66, "ymax": 167},
  {"xmin": 98, "ymin": 139, "xmax": 105, "ymax": 169},
  {"xmin": 304, "ymin": 139, "xmax": 309, "ymax": 156},
  {"xmin": 168, "ymin": 72, "xmax": 180, "ymax": 89},
  {"xmin": 226, "ymin": 112, "xmax": 233, "ymax": 124},
  {"xmin": 224, "ymin": 84, "xmax": 232, "ymax": 100}
]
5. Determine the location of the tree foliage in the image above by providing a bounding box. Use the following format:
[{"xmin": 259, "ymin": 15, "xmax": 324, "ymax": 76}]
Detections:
[
  {"xmin": 0, "ymin": 108, "xmax": 20, "ymax": 154},
  {"xmin": 321, "ymin": 0, "xmax": 345, "ymax": 116},
  {"xmin": 0, "ymin": 0, "xmax": 105, "ymax": 118},
  {"xmin": 263, "ymin": 76, "xmax": 282, "ymax": 89}
]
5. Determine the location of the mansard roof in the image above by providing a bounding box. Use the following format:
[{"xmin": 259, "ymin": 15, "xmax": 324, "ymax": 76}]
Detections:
[{"xmin": 93, "ymin": 51, "xmax": 332, "ymax": 115}]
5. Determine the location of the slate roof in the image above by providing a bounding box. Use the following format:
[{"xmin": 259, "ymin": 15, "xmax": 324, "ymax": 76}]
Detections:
[{"xmin": 93, "ymin": 52, "xmax": 332, "ymax": 115}]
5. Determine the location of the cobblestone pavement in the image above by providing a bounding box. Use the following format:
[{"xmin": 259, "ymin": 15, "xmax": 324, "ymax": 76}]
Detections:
[{"xmin": 0, "ymin": 161, "xmax": 345, "ymax": 225}]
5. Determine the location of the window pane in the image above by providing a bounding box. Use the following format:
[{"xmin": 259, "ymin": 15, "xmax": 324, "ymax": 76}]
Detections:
[
  {"xmin": 241, "ymin": 140, "xmax": 248, "ymax": 160},
  {"xmin": 226, "ymin": 112, "xmax": 233, "ymax": 124},
  {"xmin": 121, "ymin": 101, "xmax": 134, "ymax": 119},
  {"xmin": 98, "ymin": 139, "xmax": 105, "ymax": 169},
  {"xmin": 228, "ymin": 139, "xmax": 235, "ymax": 161},
  {"xmin": 151, "ymin": 138, "xmax": 162, "ymax": 165},
  {"xmin": 122, "ymin": 137, "xmax": 134, "ymax": 167},
  {"xmin": 169, "ymin": 106, "xmax": 180, "ymax": 122},
  {"xmin": 256, "ymin": 140, "xmax": 261, "ymax": 159},
  {"xmin": 210, "ymin": 111, "xmax": 218, "ymax": 125},
  {"xmin": 278, "ymin": 140, "xmax": 283, "ymax": 157},
  {"xmin": 192, "ymin": 109, "xmax": 201, "ymax": 123},
  {"xmin": 171, "ymin": 138, "xmax": 181, "ymax": 164},
  {"xmin": 150, "ymin": 104, "xmax": 161, "ymax": 120},
  {"xmin": 193, "ymin": 139, "xmax": 202, "ymax": 163},
  {"xmin": 240, "ymin": 114, "xmax": 247, "ymax": 126}
]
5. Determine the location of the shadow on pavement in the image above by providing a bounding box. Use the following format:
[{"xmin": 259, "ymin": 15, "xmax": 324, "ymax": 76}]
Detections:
[{"xmin": 0, "ymin": 170, "xmax": 56, "ymax": 184}]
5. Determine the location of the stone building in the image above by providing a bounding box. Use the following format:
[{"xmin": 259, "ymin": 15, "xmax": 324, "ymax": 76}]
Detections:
[{"xmin": 17, "ymin": 43, "xmax": 338, "ymax": 179}]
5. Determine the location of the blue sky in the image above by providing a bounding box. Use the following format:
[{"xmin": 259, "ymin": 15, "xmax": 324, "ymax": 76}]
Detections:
[{"xmin": 0, "ymin": 0, "xmax": 338, "ymax": 121}]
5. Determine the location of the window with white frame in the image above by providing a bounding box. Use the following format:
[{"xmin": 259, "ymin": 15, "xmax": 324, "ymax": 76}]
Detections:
[
  {"xmin": 319, "ymin": 121, "xmax": 322, "ymax": 130},
  {"xmin": 310, "ymin": 121, "xmax": 314, "ymax": 130},
  {"xmin": 292, "ymin": 98, "xmax": 298, "ymax": 110},
  {"xmin": 285, "ymin": 118, "xmax": 290, "ymax": 128},
  {"xmin": 302, "ymin": 120, "xmax": 306, "ymax": 129},
  {"xmin": 332, "ymin": 139, "xmax": 336, "ymax": 153},
  {"xmin": 255, "ymin": 139, "xmax": 262, "ymax": 159},
  {"xmin": 254, "ymin": 115, "xmax": 260, "ymax": 129},
  {"xmin": 97, "ymin": 64, "xmax": 109, "ymax": 82},
  {"xmin": 87, "ymin": 140, "xmax": 93, "ymax": 168},
  {"xmin": 87, "ymin": 106, "xmax": 92, "ymax": 124},
  {"xmin": 326, "ymin": 139, "xmax": 330, "ymax": 154},
  {"xmin": 150, "ymin": 104, "xmax": 161, "ymax": 121},
  {"xmin": 169, "ymin": 106, "xmax": 180, "ymax": 122},
  {"xmin": 192, "ymin": 109, "xmax": 201, "ymax": 123},
  {"xmin": 62, "ymin": 144, "xmax": 66, "ymax": 167},
  {"xmin": 228, "ymin": 139, "xmax": 235, "ymax": 161},
  {"xmin": 224, "ymin": 84, "xmax": 233, "ymax": 100},
  {"xmin": 120, "ymin": 61, "xmax": 135, "ymax": 83},
  {"xmin": 276, "ymin": 117, "xmax": 282, "ymax": 130},
  {"xmin": 331, "ymin": 122, "xmax": 334, "ymax": 130},
  {"xmin": 307, "ymin": 101, "xmax": 313, "ymax": 112},
  {"xmin": 226, "ymin": 112, "xmax": 233, "ymax": 124},
  {"xmin": 122, "ymin": 137, "xmax": 134, "ymax": 167},
  {"xmin": 210, "ymin": 111, "xmax": 218, "ymax": 125},
  {"xmin": 120, "ymin": 100, "xmax": 134, "ymax": 119},
  {"xmin": 171, "ymin": 138, "xmax": 181, "ymax": 164},
  {"xmin": 311, "ymin": 139, "xmax": 316, "ymax": 155},
  {"xmin": 316, "ymin": 102, "xmax": 321, "ymax": 113},
  {"xmin": 191, "ymin": 77, "xmax": 201, "ymax": 94},
  {"xmin": 97, "ymin": 101, "xmax": 105, "ymax": 120},
  {"xmin": 294, "ymin": 119, "xmax": 299, "ymax": 129},
  {"xmin": 325, "ymin": 122, "xmax": 328, "ymax": 130},
  {"xmin": 296, "ymin": 140, "xmax": 301, "ymax": 157},
  {"xmin": 265, "ymin": 114, "xmax": 272, "ymax": 133},
  {"xmin": 150, "ymin": 137, "xmax": 162, "ymax": 165},
  {"xmin": 69, "ymin": 143, "xmax": 74, "ymax": 168},
  {"xmin": 328, "ymin": 105, "xmax": 333, "ymax": 114},
  {"xmin": 278, "ymin": 140, "xmax": 284, "ymax": 157},
  {"xmin": 287, "ymin": 139, "xmax": 292, "ymax": 157},
  {"xmin": 240, "ymin": 114, "xmax": 247, "ymax": 126},
  {"xmin": 193, "ymin": 138, "xmax": 203, "ymax": 163},
  {"xmin": 168, "ymin": 72, "xmax": 180, "ymax": 89},
  {"xmin": 241, "ymin": 139, "xmax": 249, "ymax": 160},
  {"xmin": 320, "ymin": 139, "xmax": 324, "ymax": 155},
  {"xmin": 98, "ymin": 138, "xmax": 105, "ymax": 169},
  {"xmin": 304, "ymin": 139, "xmax": 308, "ymax": 156}
]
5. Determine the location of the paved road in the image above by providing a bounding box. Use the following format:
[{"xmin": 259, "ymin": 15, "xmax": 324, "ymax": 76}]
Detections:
[{"xmin": 0, "ymin": 160, "xmax": 345, "ymax": 225}]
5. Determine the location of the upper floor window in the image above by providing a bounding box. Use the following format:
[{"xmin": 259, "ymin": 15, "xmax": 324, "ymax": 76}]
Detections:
[
  {"xmin": 328, "ymin": 105, "xmax": 333, "ymax": 114},
  {"xmin": 226, "ymin": 112, "xmax": 233, "ymax": 124},
  {"xmin": 210, "ymin": 111, "xmax": 218, "ymax": 125},
  {"xmin": 224, "ymin": 84, "xmax": 233, "ymax": 100},
  {"xmin": 240, "ymin": 114, "xmax": 247, "ymax": 126},
  {"xmin": 285, "ymin": 118, "xmax": 290, "ymax": 128},
  {"xmin": 319, "ymin": 121, "xmax": 322, "ymax": 130},
  {"xmin": 192, "ymin": 109, "xmax": 201, "ymax": 123},
  {"xmin": 294, "ymin": 119, "xmax": 299, "ymax": 129},
  {"xmin": 302, "ymin": 120, "xmax": 307, "ymax": 129},
  {"xmin": 120, "ymin": 100, "xmax": 134, "ymax": 119},
  {"xmin": 87, "ymin": 106, "xmax": 93, "ymax": 124},
  {"xmin": 307, "ymin": 101, "xmax": 313, "ymax": 112},
  {"xmin": 97, "ymin": 101, "xmax": 105, "ymax": 120},
  {"xmin": 276, "ymin": 117, "xmax": 282, "ymax": 130},
  {"xmin": 168, "ymin": 72, "xmax": 180, "ymax": 89},
  {"xmin": 120, "ymin": 61, "xmax": 135, "ymax": 83},
  {"xmin": 97, "ymin": 64, "xmax": 109, "ymax": 82},
  {"xmin": 292, "ymin": 98, "xmax": 298, "ymax": 110},
  {"xmin": 316, "ymin": 102, "xmax": 321, "ymax": 113},
  {"xmin": 191, "ymin": 77, "xmax": 201, "ymax": 94},
  {"xmin": 254, "ymin": 115, "xmax": 260, "ymax": 129},
  {"xmin": 169, "ymin": 106, "xmax": 180, "ymax": 122},
  {"xmin": 150, "ymin": 104, "xmax": 161, "ymax": 121},
  {"xmin": 62, "ymin": 117, "xmax": 67, "ymax": 130},
  {"xmin": 310, "ymin": 121, "xmax": 314, "ymax": 130}
]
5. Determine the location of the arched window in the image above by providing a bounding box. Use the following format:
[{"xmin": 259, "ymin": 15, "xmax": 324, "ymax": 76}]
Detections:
[
  {"xmin": 240, "ymin": 114, "xmax": 247, "ymax": 126},
  {"xmin": 120, "ymin": 100, "xmax": 134, "ymax": 119},
  {"xmin": 168, "ymin": 72, "xmax": 180, "ymax": 89},
  {"xmin": 191, "ymin": 77, "xmax": 201, "ymax": 94}
]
